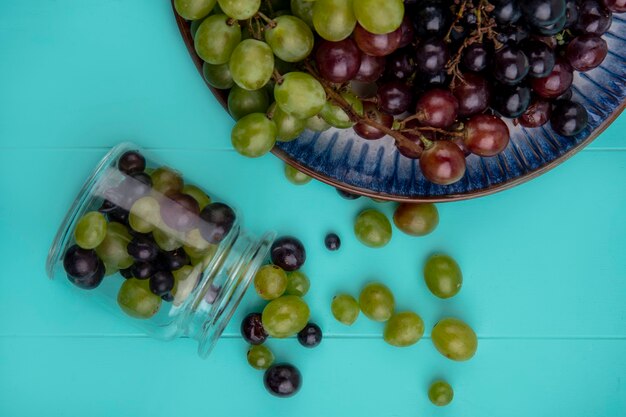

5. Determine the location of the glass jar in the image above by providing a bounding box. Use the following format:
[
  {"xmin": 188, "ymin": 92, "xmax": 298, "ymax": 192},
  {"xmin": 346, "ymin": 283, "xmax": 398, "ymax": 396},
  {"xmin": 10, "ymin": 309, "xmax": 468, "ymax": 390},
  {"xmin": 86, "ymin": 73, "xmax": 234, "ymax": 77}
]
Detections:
[{"xmin": 46, "ymin": 142, "xmax": 275, "ymax": 358}]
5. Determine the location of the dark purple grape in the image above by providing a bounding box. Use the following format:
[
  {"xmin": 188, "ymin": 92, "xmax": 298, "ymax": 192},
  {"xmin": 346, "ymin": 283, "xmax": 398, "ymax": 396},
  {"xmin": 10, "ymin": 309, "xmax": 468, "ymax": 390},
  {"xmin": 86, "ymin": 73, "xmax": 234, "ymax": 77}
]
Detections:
[
  {"xmin": 204, "ymin": 284, "xmax": 220, "ymax": 304},
  {"xmin": 353, "ymin": 103, "xmax": 394, "ymax": 140},
  {"xmin": 241, "ymin": 312, "xmax": 268, "ymax": 345},
  {"xmin": 415, "ymin": 70, "xmax": 451, "ymax": 90},
  {"xmin": 354, "ymin": 53, "xmax": 386, "ymax": 83},
  {"xmin": 264, "ymin": 364, "xmax": 302, "ymax": 397},
  {"xmin": 531, "ymin": 58, "xmax": 574, "ymax": 98},
  {"xmin": 324, "ymin": 233, "xmax": 341, "ymax": 251},
  {"xmin": 415, "ymin": 38, "xmax": 449, "ymax": 75},
  {"xmin": 63, "ymin": 245, "xmax": 105, "ymax": 289},
  {"xmin": 415, "ymin": 89, "xmax": 459, "ymax": 128},
  {"xmin": 523, "ymin": 40, "xmax": 556, "ymax": 78},
  {"xmin": 270, "ymin": 236, "xmax": 306, "ymax": 271},
  {"xmin": 521, "ymin": 0, "xmax": 567, "ymax": 27},
  {"xmin": 297, "ymin": 323, "xmax": 323, "ymax": 348},
  {"xmin": 118, "ymin": 150, "xmax": 146, "ymax": 175},
  {"xmin": 565, "ymin": 0, "xmax": 579, "ymax": 27},
  {"xmin": 376, "ymin": 81, "xmax": 413, "ymax": 115},
  {"xmin": 493, "ymin": 84, "xmax": 532, "ymax": 118},
  {"xmin": 462, "ymin": 44, "xmax": 491, "ymax": 72},
  {"xmin": 160, "ymin": 248, "xmax": 190, "ymax": 271},
  {"xmin": 491, "ymin": 0, "xmax": 522, "ymax": 24},
  {"xmin": 130, "ymin": 261, "xmax": 157, "ymax": 280},
  {"xmin": 354, "ymin": 24, "xmax": 401, "ymax": 57},
  {"xmin": 161, "ymin": 292, "xmax": 174, "ymax": 302},
  {"xmin": 533, "ymin": 13, "xmax": 567, "ymax": 35},
  {"xmin": 496, "ymin": 24, "xmax": 530, "ymax": 44},
  {"xmin": 149, "ymin": 270, "xmax": 174, "ymax": 296},
  {"xmin": 336, "ymin": 188, "xmax": 361, "ymax": 200},
  {"xmin": 566, "ymin": 35, "xmax": 608, "ymax": 71},
  {"xmin": 451, "ymin": 73, "xmax": 491, "ymax": 117},
  {"xmin": 315, "ymin": 39, "xmax": 361, "ymax": 83},
  {"xmin": 493, "ymin": 45, "xmax": 529, "ymax": 85},
  {"xmin": 127, "ymin": 235, "xmax": 159, "ymax": 262},
  {"xmin": 99, "ymin": 200, "xmax": 129, "ymax": 225},
  {"xmin": 386, "ymin": 48, "xmax": 415, "ymax": 81},
  {"xmin": 199, "ymin": 202, "xmax": 236, "ymax": 244},
  {"xmin": 550, "ymin": 100, "xmax": 589, "ymax": 136},
  {"xmin": 160, "ymin": 193, "xmax": 200, "ymax": 232},
  {"xmin": 519, "ymin": 99, "xmax": 552, "ymax": 127},
  {"xmin": 575, "ymin": 0, "xmax": 612, "ymax": 35},
  {"xmin": 410, "ymin": 1, "xmax": 451, "ymax": 37},
  {"xmin": 556, "ymin": 88, "xmax": 573, "ymax": 101},
  {"xmin": 120, "ymin": 267, "xmax": 133, "ymax": 279},
  {"xmin": 397, "ymin": 16, "xmax": 415, "ymax": 48}
]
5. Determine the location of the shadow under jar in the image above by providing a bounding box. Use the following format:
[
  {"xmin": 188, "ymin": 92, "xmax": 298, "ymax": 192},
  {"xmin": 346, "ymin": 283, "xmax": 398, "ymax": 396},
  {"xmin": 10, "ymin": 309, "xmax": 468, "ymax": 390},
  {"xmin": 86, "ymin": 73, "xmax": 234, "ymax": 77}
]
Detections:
[{"xmin": 46, "ymin": 143, "xmax": 275, "ymax": 358}]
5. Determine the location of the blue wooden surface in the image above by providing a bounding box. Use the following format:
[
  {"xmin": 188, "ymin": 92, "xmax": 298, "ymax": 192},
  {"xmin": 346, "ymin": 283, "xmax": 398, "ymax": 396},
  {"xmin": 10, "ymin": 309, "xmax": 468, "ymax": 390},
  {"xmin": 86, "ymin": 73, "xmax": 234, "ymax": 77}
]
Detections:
[{"xmin": 0, "ymin": 1, "xmax": 625, "ymax": 417}]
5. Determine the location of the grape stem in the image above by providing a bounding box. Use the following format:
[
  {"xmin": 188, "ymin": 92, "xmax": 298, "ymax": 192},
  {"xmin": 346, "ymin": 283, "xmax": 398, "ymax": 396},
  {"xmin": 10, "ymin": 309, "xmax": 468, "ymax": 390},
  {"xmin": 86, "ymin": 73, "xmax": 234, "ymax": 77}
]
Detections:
[
  {"xmin": 256, "ymin": 11, "xmax": 276, "ymax": 28},
  {"xmin": 444, "ymin": 0, "xmax": 469, "ymax": 43},
  {"xmin": 302, "ymin": 61, "xmax": 460, "ymax": 153},
  {"xmin": 272, "ymin": 68, "xmax": 284, "ymax": 85}
]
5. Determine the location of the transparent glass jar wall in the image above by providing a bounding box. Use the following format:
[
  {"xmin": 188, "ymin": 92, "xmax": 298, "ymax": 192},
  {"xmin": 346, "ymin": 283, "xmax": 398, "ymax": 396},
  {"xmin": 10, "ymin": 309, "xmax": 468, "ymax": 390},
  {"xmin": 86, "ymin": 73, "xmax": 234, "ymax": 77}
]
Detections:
[{"xmin": 46, "ymin": 143, "xmax": 275, "ymax": 358}]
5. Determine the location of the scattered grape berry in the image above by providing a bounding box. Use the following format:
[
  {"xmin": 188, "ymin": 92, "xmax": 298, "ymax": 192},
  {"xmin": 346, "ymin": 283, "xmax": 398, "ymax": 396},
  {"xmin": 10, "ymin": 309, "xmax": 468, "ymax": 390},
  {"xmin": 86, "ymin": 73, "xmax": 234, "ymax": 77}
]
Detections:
[
  {"xmin": 263, "ymin": 364, "xmax": 302, "ymax": 397},
  {"xmin": 241, "ymin": 312, "xmax": 268, "ymax": 345},
  {"xmin": 297, "ymin": 323, "xmax": 323, "ymax": 348},
  {"xmin": 324, "ymin": 233, "xmax": 341, "ymax": 251}
]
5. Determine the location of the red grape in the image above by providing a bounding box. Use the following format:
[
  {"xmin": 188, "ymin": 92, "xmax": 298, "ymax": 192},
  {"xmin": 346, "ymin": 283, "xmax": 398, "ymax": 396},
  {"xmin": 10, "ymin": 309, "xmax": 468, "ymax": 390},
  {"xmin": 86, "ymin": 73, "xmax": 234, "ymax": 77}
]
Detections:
[
  {"xmin": 354, "ymin": 24, "xmax": 402, "ymax": 57},
  {"xmin": 396, "ymin": 125, "xmax": 430, "ymax": 159},
  {"xmin": 354, "ymin": 103, "xmax": 394, "ymax": 140},
  {"xmin": 566, "ymin": 35, "xmax": 608, "ymax": 71},
  {"xmin": 531, "ymin": 58, "xmax": 574, "ymax": 98},
  {"xmin": 604, "ymin": 0, "xmax": 626, "ymax": 12},
  {"xmin": 576, "ymin": 0, "xmax": 613, "ymax": 35},
  {"xmin": 316, "ymin": 39, "xmax": 361, "ymax": 83},
  {"xmin": 464, "ymin": 114, "xmax": 510, "ymax": 157},
  {"xmin": 354, "ymin": 53, "xmax": 386, "ymax": 82},
  {"xmin": 451, "ymin": 73, "xmax": 491, "ymax": 117},
  {"xmin": 519, "ymin": 99, "xmax": 551, "ymax": 128},
  {"xmin": 397, "ymin": 16, "xmax": 415, "ymax": 48},
  {"xmin": 415, "ymin": 89, "xmax": 459, "ymax": 128},
  {"xmin": 377, "ymin": 81, "xmax": 413, "ymax": 115},
  {"xmin": 419, "ymin": 141, "xmax": 467, "ymax": 185}
]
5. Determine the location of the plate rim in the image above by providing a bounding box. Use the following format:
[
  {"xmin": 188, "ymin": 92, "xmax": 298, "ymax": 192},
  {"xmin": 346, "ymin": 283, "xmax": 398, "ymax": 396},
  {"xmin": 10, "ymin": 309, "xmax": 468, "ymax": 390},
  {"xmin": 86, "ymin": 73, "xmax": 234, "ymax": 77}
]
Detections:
[{"xmin": 173, "ymin": 5, "xmax": 626, "ymax": 203}]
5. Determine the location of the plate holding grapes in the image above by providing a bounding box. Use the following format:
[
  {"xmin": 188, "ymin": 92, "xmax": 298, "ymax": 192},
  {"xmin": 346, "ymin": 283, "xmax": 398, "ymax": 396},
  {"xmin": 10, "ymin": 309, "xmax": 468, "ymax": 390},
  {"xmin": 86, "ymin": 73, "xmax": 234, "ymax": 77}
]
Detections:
[{"xmin": 173, "ymin": 0, "xmax": 626, "ymax": 202}]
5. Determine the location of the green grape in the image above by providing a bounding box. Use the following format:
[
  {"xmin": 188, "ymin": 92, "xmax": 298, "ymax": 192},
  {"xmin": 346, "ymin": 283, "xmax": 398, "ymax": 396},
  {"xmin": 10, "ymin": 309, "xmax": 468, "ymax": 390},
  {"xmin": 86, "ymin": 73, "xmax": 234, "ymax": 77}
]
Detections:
[
  {"xmin": 190, "ymin": 17, "xmax": 207, "ymax": 39},
  {"xmin": 194, "ymin": 14, "xmax": 242, "ymax": 64},
  {"xmin": 117, "ymin": 278, "xmax": 162, "ymax": 319},
  {"xmin": 228, "ymin": 85, "xmax": 270, "ymax": 120},
  {"xmin": 182, "ymin": 184, "xmax": 212, "ymax": 210},
  {"xmin": 175, "ymin": 0, "xmax": 216, "ymax": 20},
  {"xmin": 285, "ymin": 271, "xmax": 310, "ymax": 296},
  {"xmin": 186, "ymin": 243, "xmax": 217, "ymax": 268},
  {"xmin": 183, "ymin": 228, "xmax": 211, "ymax": 253},
  {"xmin": 265, "ymin": 15, "xmax": 314, "ymax": 63},
  {"xmin": 428, "ymin": 380, "xmax": 454, "ymax": 407},
  {"xmin": 74, "ymin": 211, "xmax": 107, "ymax": 249},
  {"xmin": 172, "ymin": 265, "xmax": 200, "ymax": 305},
  {"xmin": 104, "ymin": 263, "xmax": 118, "ymax": 277},
  {"xmin": 202, "ymin": 62, "xmax": 234, "ymax": 90},
  {"xmin": 274, "ymin": 72, "xmax": 326, "ymax": 119},
  {"xmin": 129, "ymin": 196, "xmax": 161, "ymax": 234},
  {"xmin": 95, "ymin": 222, "xmax": 133, "ymax": 269},
  {"xmin": 383, "ymin": 311, "xmax": 424, "ymax": 347},
  {"xmin": 268, "ymin": 103, "xmax": 306, "ymax": 142},
  {"xmin": 319, "ymin": 92, "xmax": 363, "ymax": 128},
  {"xmin": 247, "ymin": 345, "xmax": 274, "ymax": 370},
  {"xmin": 354, "ymin": 209, "xmax": 392, "ymax": 248},
  {"xmin": 153, "ymin": 227, "xmax": 183, "ymax": 252},
  {"xmin": 290, "ymin": 0, "xmax": 315, "ymax": 28},
  {"xmin": 431, "ymin": 318, "xmax": 478, "ymax": 361},
  {"xmin": 313, "ymin": 0, "xmax": 356, "ymax": 41},
  {"xmin": 262, "ymin": 295, "xmax": 310, "ymax": 338},
  {"xmin": 231, "ymin": 113, "xmax": 277, "ymax": 158},
  {"xmin": 393, "ymin": 203, "xmax": 439, "ymax": 237},
  {"xmin": 359, "ymin": 282, "xmax": 394, "ymax": 322},
  {"xmin": 353, "ymin": 0, "xmax": 404, "ymax": 34},
  {"xmin": 331, "ymin": 294, "xmax": 359, "ymax": 325},
  {"xmin": 284, "ymin": 164, "xmax": 311, "ymax": 185},
  {"xmin": 229, "ymin": 39, "xmax": 274, "ymax": 91},
  {"xmin": 305, "ymin": 114, "xmax": 331, "ymax": 132},
  {"xmin": 151, "ymin": 167, "xmax": 183, "ymax": 196},
  {"xmin": 254, "ymin": 264, "xmax": 288, "ymax": 300},
  {"xmin": 217, "ymin": 0, "xmax": 260, "ymax": 19},
  {"xmin": 423, "ymin": 254, "xmax": 463, "ymax": 299}
]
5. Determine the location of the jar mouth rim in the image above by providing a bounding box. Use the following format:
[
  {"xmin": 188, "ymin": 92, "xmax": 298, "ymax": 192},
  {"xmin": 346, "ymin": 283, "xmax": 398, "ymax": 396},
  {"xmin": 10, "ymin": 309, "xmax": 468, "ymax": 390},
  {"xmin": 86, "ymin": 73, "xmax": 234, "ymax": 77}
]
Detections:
[
  {"xmin": 45, "ymin": 142, "xmax": 138, "ymax": 278},
  {"xmin": 196, "ymin": 230, "xmax": 275, "ymax": 358}
]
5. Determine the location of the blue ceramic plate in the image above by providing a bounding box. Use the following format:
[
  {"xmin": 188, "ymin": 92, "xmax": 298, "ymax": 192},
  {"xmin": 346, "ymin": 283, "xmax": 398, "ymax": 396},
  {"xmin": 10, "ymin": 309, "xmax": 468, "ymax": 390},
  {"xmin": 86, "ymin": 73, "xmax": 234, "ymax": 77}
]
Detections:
[{"xmin": 174, "ymin": 7, "xmax": 626, "ymax": 202}]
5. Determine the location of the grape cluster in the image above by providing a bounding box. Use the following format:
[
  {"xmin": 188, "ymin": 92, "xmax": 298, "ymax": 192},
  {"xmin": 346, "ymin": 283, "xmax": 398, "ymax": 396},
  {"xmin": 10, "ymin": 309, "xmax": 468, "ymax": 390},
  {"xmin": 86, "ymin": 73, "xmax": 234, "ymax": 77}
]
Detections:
[{"xmin": 177, "ymin": 0, "xmax": 624, "ymax": 186}]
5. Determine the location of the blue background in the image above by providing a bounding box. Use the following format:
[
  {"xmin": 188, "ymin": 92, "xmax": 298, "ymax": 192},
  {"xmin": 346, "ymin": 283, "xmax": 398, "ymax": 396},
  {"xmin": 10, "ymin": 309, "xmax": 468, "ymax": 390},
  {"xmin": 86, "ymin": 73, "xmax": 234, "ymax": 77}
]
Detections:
[{"xmin": 0, "ymin": 1, "xmax": 625, "ymax": 416}]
